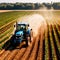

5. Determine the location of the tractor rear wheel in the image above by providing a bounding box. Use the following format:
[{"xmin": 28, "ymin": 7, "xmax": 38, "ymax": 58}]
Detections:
[
  {"xmin": 25, "ymin": 39, "xmax": 28, "ymax": 46},
  {"xmin": 10, "ymin": 35, "xmax": 16, "ymax": 46}
]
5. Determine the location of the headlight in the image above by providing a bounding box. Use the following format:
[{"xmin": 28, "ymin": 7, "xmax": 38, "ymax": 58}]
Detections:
[{"xmin": 21, "ymin": 33, "xmax": 23, "ymax": 36}]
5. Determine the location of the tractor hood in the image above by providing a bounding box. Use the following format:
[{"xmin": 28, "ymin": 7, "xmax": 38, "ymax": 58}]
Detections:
[{"xmin": 16, "ymin": 31, "xmax": 23, "ymax": 36}]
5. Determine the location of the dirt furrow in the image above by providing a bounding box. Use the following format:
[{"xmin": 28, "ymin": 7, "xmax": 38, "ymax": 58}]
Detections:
[
  {"xmin": 20, "ymin": 37, "xmax": 36, "ymax": 60},
  {"xmin": 37, "ymin": 24, "xmax": 46, "ymax": 60},
  {"xmin": 28, "ymin": 36, "xmax": 39, "ymax": 60},
  {"xmin": 0, "ymin": 46, "xmax": 14, "ymax": 60},
  {"xmin": 0, "ymin": 50, "xmax": 10, "ymax": 60},
  {"xmin": 37, "ymin": 38, "xmax": 44, "ymax": 60},
  {"xmin": 13, "ymin": 48, "xmax": 26, "ymax": 60},
  {"xmin": 0, "ymin": 50, "xmax": 5, "ymax": 56},
  {"xmin": 4, "ymin": 42, "xmax": 26, "ymax": 60},
  {"xmin": 4, "ymin": 44, "xmax": 22, "ymax": 60},
  {"xmin": 5, "ymin": 50, "xmax": 19, "ymax": 60}
]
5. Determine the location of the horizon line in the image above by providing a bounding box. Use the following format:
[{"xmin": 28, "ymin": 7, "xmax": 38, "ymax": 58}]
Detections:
[{"xmin": 0, "ymin": 1, "xmax": 60, "ymax": 3}]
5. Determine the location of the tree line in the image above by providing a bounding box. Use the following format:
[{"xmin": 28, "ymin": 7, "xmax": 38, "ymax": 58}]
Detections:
[
  {"xmin": 0, "ymin": 2, "xmax": 60, "ymax": 10},
  {"xmin": 53, "ymin": 2, "xmax": 60, "ymax": 9},
  {"xmin": 43, "ymin": 2, "xmax": 60, "ymax": 9},
  {"xmin": 0, "ymin": 3, "xmax": 41, "ymax": 10}
]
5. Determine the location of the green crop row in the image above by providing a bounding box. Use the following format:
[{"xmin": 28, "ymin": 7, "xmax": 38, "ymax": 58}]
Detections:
[
  {"xmin": 49, "ymin": 25, "xmax": 57, "ymax": 60},
  {"xmin": 0, "ymin": 27, "xmax": 13, "ymax": 39},
  {"xmin": 0, "ymin": 11, "xmax": 33, "ymax": 28},
  {"xmin": 52, "ymin": 25, "xmax": 60, "ymax": 52},
  {"xmin": 56, "ymin": 25, "xmax": 60, "ymax": 35},
  {"xmin": 53, "ymin": 19, "xmax": 60, "ymax": 35},
  {"xmin": 0, "ymin": 35, "xmax": 11, "ymax": 49},
  {"xmin": 45, "ymin": 26, "xmax": 49, "ymax": 60},
  {"xmin": 0, "ymin": 27, "xmax": 13, "ymax": 43}
]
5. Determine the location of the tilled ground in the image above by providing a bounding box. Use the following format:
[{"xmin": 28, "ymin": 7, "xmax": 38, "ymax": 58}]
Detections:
[{"xmin": 0, "ymin": 14, "xmax": 59, "ymax": 60}]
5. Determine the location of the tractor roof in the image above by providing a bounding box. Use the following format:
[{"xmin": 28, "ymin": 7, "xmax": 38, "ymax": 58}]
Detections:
[{"xmin": 17, "ymin": 22, "xmax": 29, "ymax": 25}]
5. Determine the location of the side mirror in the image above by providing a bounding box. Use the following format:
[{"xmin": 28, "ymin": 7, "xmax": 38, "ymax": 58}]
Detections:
[
  {"xmin": 14, "ymin": 25, "xmax": 15, "ymax": 27},
  {"xmin": 31, "ymin": 29, "xmax": 32, "ymax": 31}
]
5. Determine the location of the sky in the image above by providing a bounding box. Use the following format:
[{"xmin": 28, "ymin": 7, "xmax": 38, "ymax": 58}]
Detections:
[{"xmin": 0, "ymin": 0, "xmax": 60, "ymax": 3}]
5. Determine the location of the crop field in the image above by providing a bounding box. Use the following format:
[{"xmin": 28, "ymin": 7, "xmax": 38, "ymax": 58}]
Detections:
[{"xmin": 0, "ymin": 10, "xmax": 60, "ymax": 60}]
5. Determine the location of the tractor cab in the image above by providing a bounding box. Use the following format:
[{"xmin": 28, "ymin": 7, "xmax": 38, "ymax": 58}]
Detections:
[
  {"xmin": 14, "ymin": 22, "xmax": 29, "ymax": 43},
  {"xmin": 16, "ymin": 24, "xmax": 26, "ymax": 31},
  {"xmin": 15, "ymin": 22, "xmax": 29, "ymax": 35}
]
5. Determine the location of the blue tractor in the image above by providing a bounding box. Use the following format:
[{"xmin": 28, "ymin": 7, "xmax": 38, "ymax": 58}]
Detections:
[{"xmin": 10, "ymin": 22, "xmax": 32, "ymax": 46}]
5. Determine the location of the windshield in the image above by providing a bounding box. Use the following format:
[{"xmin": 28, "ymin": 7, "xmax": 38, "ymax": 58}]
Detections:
[{"xmin": 17, "ymin": 24, "xmax": 26, "ymax": 30}]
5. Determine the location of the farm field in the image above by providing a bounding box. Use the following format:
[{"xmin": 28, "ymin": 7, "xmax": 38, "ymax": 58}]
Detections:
[{"xmin": 0, "ymin": 10, "xmax": 60, "ymax": 60}]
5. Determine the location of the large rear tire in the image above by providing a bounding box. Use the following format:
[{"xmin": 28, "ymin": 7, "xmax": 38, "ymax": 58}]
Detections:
[
  {"xmin": 25, "ymin": 39, "xmax": 28, "ymax": 46},
  {"xmin": 10, "ymin": 35, "xmax": 16, "ymax": 46}
]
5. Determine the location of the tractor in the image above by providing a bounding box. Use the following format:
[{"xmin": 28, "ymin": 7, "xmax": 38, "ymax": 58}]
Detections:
[{"xmin": 10, "ymin": 22, "xmax": 33, "ymax": 46}]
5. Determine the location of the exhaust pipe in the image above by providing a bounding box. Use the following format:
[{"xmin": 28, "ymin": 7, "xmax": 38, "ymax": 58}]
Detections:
[{"xmin": 16, "ymin": 21, "xmax": 18, "ymax": 29}]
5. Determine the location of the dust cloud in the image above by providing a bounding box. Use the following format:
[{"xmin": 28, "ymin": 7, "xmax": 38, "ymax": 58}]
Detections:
[{"xmin": 18, "ymin": 14, "xmax": 46, "ymax": 36}]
